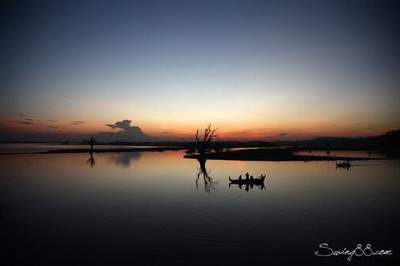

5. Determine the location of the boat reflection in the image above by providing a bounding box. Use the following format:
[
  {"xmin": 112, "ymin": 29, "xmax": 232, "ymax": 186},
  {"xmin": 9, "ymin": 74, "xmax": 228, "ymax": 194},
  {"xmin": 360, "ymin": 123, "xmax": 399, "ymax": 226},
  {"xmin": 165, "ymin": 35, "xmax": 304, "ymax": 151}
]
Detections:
[{"xmin": 336, "ymin": 160, "xmax": 352, "ymax": 171}]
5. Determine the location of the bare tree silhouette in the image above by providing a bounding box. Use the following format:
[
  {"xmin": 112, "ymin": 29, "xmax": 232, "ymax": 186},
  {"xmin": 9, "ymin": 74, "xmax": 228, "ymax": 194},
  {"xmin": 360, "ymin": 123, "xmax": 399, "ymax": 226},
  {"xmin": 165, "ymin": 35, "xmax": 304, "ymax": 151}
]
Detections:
[
  {"xmin": 195, "ymin": 123, "xmax": 218, "ymax": 156},
  {"xmin": 193, "ymin": 124, "xmax": 219, "ymax": 193}
]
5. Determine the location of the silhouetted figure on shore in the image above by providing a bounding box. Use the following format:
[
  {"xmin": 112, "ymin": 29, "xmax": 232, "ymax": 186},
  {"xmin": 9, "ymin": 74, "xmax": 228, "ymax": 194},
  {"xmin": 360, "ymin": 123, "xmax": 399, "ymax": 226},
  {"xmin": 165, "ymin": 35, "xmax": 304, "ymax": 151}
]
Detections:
[{"xmin": 88, "ymin": 136, "xmax": 96, "ymax": 152}]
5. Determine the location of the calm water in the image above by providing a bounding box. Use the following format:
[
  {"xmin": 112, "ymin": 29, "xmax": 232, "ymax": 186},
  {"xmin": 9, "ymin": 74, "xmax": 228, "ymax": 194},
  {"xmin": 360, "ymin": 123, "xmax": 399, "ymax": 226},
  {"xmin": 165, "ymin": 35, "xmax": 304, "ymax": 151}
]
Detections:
[
  {"xmin": 0, "ymin": 143, "xmax": 167, "ymax": 154},
  {"xmin": 1, "ymin": 150, "xmax": 399, "ymax": 265}
]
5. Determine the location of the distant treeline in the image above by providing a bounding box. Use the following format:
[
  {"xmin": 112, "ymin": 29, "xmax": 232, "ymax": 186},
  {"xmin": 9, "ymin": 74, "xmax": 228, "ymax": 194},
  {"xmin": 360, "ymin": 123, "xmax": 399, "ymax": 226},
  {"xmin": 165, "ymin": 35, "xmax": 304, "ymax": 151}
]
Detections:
[
  {"xmin": 1, "ymin": 129, "xmax": 399, "ymax": 156},
  {"xmin": 291, "ymin": 129, "xmax": 400, "ymax": 152}
]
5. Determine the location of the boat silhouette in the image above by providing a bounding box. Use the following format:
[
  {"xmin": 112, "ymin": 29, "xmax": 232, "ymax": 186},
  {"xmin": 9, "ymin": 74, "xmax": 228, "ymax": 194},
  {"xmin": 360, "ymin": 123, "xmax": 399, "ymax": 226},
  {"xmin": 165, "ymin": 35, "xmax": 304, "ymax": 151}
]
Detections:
[
  {"xmin": 336, "ymin": 160, "xmax": 351, "ymax": 169},
  {"xmin": 228, "ymin": 173, "xmax": 266, "ymax": 191}
]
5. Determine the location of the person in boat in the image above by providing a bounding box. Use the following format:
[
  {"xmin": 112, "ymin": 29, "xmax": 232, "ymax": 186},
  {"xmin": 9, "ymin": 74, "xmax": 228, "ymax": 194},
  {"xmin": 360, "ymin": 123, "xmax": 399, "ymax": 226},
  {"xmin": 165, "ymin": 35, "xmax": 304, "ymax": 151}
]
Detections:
[
  {"xmin": 250, "ymin": 175, "xmax": 254, "ymax": 181},
  {"xmin": 245, "ymin": 172, "xmax": 249, "ymax": 179},
  {"xmin": 238, "ymin": 175, "xmax": 242, "ymax": 181}
]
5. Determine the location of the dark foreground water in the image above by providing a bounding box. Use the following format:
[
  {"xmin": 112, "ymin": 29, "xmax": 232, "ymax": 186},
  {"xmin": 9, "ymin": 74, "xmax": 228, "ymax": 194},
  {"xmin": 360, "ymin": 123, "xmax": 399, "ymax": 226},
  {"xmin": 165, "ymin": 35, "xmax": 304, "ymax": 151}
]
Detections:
[{"xmin": 1, "ymin": 150, "xmax": 399, "ymax": 265}]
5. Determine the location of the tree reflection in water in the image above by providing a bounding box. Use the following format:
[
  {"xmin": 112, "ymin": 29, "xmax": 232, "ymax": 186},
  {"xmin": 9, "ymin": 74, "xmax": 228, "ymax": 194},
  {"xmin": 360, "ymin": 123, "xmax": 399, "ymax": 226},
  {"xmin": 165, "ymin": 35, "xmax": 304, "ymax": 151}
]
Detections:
[{"xmin": 195, "ymin": 157, "xmax": 217, "ymax": 193}]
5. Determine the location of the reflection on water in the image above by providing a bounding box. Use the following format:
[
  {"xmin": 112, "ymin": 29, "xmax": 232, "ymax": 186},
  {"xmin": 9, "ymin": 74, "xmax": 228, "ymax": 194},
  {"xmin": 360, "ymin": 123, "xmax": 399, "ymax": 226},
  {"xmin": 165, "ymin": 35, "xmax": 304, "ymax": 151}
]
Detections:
[
  {"xmin": 228, "ymin": 180, "xmax": 266, "ymax": 191},
  {"xmin": 85, "ymin": 151, "xmax": 142, "ymax": 168},
  {"xmin": 86, "ymin": 152, "xmax": 95, "ymax": 168},
  {"xmin": 106, "ymin": 152, "xmax": 141, "ymax": 167},
  {"xmin": 335, "ymin": 160, "xmax": 352, "ymax": 171},
  {"xmin": 228, "ymin": 173, "xmax": 266, "ymax": 191},
  {"xmin": 1, "ymin": 150, "xmax": 399, "ymax": 265},
  {"xmin": 0, "ymin": 143, "xmax": 167, "ymax": 154},
  {"xmin": 195, "ymin": 158, "xmax": 217, "ymax": 193}
]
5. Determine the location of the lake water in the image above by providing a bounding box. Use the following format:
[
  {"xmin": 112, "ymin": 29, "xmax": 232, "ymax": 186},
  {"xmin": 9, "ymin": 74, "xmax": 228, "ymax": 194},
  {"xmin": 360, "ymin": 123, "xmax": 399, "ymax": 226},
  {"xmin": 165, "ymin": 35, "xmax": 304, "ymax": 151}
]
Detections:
[
  {"xmin": 1, "ymin": 150, "xmax": 399, "ymax": 265},
  {"xmin": 0, "ymin": 143, "xmax": 168, "ymax": 154}
]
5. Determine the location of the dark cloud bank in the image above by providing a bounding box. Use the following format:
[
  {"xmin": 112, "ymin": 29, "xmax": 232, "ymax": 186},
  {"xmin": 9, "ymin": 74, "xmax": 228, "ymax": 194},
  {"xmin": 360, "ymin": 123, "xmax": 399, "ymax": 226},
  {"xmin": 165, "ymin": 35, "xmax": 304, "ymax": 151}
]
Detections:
[
  {"xmin": 0, "ymin": 119, "xmax": 151, "ymax": 142},
  {"xmin": 97, "ymin": 119, "xmax": 150, "ymax": 142}
]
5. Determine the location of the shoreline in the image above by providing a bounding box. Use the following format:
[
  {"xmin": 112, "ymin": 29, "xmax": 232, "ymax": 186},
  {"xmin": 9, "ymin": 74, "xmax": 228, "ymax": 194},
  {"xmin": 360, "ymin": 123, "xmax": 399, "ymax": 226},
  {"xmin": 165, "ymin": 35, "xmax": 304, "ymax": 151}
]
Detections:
[
  {"xmin": 184, "ymin": 155, "xmax": 384, "ymax": 162},
  {"xmin": 0, "ymin": 146, "xmax": 387, "ymax": 161},
  {"xmin": 184, "ymin": 148, "xmax": 385, "ymax": 162},
  {"xmin": 0, "ymin": 146, "xmax": 185, "ymax": 155}
]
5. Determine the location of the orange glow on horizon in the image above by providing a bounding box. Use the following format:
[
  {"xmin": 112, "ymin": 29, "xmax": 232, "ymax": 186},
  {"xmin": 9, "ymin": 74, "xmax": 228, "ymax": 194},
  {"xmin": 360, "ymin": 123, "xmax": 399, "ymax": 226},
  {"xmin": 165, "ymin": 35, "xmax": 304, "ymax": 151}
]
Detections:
[{"xmin": 0, "ymin": 114, "xmax": 392, "ymax": 141}]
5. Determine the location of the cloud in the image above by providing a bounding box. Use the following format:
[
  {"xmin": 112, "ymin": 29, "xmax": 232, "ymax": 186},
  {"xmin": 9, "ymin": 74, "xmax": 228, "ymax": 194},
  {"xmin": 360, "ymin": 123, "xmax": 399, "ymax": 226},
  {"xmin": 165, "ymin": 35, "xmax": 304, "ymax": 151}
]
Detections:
[
  {"xmin": 279, "ymin": 132, "xmax": 288, "ymax": 136},
  {"xmin": 19, "ymin": 120, "xmax": 34, "ymax": 125},
  {"xmin": 13, "ymin": 117, "xmax": 36, "ymax": 126},
  {"xmin": 98, "ymin": 119, "xmax": 149, "ymax": 142},
  {"xmin": 70, "ymin": 121, "xmax": 84, "ymax": 126},
  {"xmin": 161, "ymin": 131, "xmax": 169, "ymax": 134},
  {"xmin": 18, "ymin": 118, "xmax": 35, "ymax": 125},
  {"xmin": 106, "ymin": 120, "xmax": 133, "ymax": 130}
]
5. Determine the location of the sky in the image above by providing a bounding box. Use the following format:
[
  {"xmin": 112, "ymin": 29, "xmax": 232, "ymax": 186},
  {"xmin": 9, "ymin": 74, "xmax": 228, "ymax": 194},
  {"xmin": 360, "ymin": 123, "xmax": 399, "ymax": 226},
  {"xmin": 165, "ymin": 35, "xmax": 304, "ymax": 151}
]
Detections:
[{"xmin": 1, "ymin": 0, "xmax": 399, "ymax": 141}]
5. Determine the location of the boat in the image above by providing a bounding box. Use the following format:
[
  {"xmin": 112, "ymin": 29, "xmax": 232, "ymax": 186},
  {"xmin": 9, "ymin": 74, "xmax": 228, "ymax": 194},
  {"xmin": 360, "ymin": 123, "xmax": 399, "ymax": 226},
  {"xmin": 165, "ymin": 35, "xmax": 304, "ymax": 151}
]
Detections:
[
  {"xmin": 228, "ymin": 174, "xmax": 266, "ymax": 191},
  {"xmin": 228, "ymin": 174, "xmax": 266, "ymax": 185},
  {"xmin": 336, "ymin": 161, "xmax": 351, "ymax": 168}
]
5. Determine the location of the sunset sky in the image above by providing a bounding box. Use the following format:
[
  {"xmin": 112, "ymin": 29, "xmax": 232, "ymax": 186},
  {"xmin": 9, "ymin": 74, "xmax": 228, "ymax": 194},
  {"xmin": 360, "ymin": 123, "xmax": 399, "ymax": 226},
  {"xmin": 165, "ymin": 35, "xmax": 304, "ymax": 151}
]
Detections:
[{"xmin": 1, "ymin": 0, "xmax": 399, "ymax": 141}]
